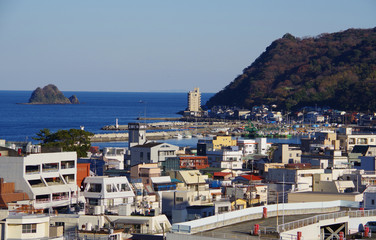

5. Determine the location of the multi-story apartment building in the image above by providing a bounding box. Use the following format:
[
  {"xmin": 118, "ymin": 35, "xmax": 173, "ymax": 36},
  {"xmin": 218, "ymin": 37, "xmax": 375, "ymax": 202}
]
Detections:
[
  {"xmin": 206, "ymin": 147, "xmax": 243, "ymax": 170},
  {"xmin": 337, "ymin": 127, "xmax": 376, "ymax": 152},
  {"xmin": 0, "ymin": 151, "xmax": 82, "ymax": 211},
  {"xmin": 130, "ymin": 142, "xmax": 179, "ymax": 166},
  {"xmin": 187, "ymin": 87, "xmax": 201, "ymax": 112},
  {"xmin": 83, "ymin": 176, "xmax": 135, "ymax": 215},
  {"xmin": 237, "ymin": 138, "xmax": 271, "ymax": 155}
]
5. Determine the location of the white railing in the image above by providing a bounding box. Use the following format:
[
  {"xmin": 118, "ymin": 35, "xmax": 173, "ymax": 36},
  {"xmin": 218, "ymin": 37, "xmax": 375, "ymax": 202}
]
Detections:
[
  {"xmin": 172, "ymin": 200, "xmax": 358, "ymax": 234},
  {"xmin": 276, "ymin": 209, "xmax": 376, "ymax": 233}
]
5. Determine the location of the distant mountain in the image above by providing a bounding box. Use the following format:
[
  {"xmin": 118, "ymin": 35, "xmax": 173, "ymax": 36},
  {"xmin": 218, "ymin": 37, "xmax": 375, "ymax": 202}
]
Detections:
[
  {"xmin": 206, "ymin": 27, "xmax": 376, "ymax": 111},
  {"xmin": 28, "ymin": 84, "xmax": 79, "ymax": 104}
]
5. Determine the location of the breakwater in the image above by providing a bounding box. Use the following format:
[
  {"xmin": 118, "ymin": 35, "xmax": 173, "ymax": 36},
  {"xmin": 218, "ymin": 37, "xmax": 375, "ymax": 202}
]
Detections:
[{"xmin": 90, "ymin": 130, "xmax": 193, "ymax": 142}]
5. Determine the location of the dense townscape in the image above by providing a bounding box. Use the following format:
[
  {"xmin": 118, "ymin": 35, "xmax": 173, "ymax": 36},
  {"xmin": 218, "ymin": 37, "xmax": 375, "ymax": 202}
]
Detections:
[{"xmin": 1, "ymin": 87, "xmax": 376, "ymax": 240}]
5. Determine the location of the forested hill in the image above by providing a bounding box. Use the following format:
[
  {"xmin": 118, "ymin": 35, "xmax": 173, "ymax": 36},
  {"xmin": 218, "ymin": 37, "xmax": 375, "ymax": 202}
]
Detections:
[{"xmin": 205, "ymin": 27, "xmax": 376, "ymax": 111}]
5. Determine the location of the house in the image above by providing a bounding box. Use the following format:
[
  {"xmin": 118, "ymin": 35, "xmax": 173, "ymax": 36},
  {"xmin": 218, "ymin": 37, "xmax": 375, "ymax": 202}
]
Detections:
[
  {"xmin": 130, "ymin": 142, "xmax": 179, "ymax": 166},
  {"xmin": 162, "ymin": 170, "xmax": 221, "ymax": 219},
  {"xmin": 179, "ymin": 156, "xmax": 209, "ymax": 170},
  {"xmin": 197, "ymin": 135, "xmax": 237, "ymax": 155},
  {"xmin": 364, "ymin": 186, "xmax": 376, "ymax": 209},
  {"xmin": 0, "ymin": 211, "xmax": 63, "ymax": 240},
  {"xmin": 83, "ymin": 176, "xmax": 135, "ymax": 215},
  {"xmin": 130, "ymin": 163, "xmax": 161, "ymax": 186},
  {"xmin": 213, "ymin": 172, "xmax": 232, "ymax": 181},
  {"xmin": 272, "ymin": 144, "xmax": 302, "ymax": 164},
  {"xmin": 103, "ymin": 147, "xmax": 127, "ymax": 170},
  {"xmin": 237, "ymin": 138, "xmax": 271, "ymax": 156},
  {"xmin": 232, "ymin": 175, "xmax": 263, "ymax": 185},
  {"xmin": 0, "ymin": 151, "xmax": 83, "ymax": 211},
  {"xmin": 267, "ymin": 168, "xmax": 325, "ymax": 191},
  {"xmin": 301, "ymin": 150, "xmax": 349, "ymax": 169},
  {"xmin": 312, "ymin": 173, "xmax": 355, "ymax": 193},
  {"xmin": 206, "ymin": 147, "xmax": 243, "ymax": 170}
]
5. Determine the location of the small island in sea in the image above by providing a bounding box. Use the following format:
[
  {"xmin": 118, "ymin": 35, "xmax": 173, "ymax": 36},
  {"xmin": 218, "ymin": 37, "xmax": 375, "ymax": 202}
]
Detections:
[{"xmin": 22, "ymin": 84, "xmax": 80, "ymax": 104}]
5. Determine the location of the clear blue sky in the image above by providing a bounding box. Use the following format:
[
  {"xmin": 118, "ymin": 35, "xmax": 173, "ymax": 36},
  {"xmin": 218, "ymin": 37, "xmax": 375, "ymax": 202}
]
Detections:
[{"xmin": 0, "ymin": 0, "xmax": 375, "ymax": 93}]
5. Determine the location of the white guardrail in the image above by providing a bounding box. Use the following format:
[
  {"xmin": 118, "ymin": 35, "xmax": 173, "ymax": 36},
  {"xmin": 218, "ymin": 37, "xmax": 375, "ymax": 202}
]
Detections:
[
  {"xmin": 276, "ymin": 209, "xmax": 376, "ymax": 232},
  {"xmin": 171, "ymin": 200, "xmax": 360, "ymax": 234}
]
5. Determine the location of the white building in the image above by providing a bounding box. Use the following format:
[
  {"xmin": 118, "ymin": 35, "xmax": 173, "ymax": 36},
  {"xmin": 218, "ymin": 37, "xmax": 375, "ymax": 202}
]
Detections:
[
  {"xmin": 206, "ymin": 147, "xmax": 243, "ymax": 170},
  {"xmin": 187, "ymin": 87, "xmax": 201, "ymax": 112},
  {"xmin": 83, "ymin": 176, "xmax": 135, "ymax": 215},
  {"xmin": 237, "ymin": 138, "xmax": 271, "ymax": 156},
  {"xmin": 103, "ymin": 147, "xmax": 127, "ymax": 170},
  {"xmin": 128, "ymin": 123, "xmax": 147, "ymax": 148},
  {"xmin": 337, "ymin": 127, "xmax": 376, "ymax": 152},
  {"xmin": 130, "ymin": 142, "xmax": 179, "ymax": 166},
  {"xmin": 0, "ymin": 152, "xmax": 82, "ymax": 210}
]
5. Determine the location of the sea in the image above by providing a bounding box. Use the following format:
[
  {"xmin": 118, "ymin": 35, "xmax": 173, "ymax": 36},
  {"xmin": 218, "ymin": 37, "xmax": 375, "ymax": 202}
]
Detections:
[{"xmin": 0, "ymin": 91, "xmax": 300, "ymax": 148}]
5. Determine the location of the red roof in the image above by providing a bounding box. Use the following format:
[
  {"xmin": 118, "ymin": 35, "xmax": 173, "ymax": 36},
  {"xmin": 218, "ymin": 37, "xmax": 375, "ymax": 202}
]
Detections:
[
  {"xmin": 214, "ymin": 172, "xmax": 232, "ymax": 177},
  {"xmin": 239, "ymin": 175, "xmax": 262, "ymax": 181}
]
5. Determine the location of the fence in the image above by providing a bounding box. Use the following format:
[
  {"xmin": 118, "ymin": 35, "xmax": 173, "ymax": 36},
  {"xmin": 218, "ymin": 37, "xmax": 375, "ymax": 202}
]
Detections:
[{"xmin": 276, "ymin": 209, "xmax": 376, "ymax": 233}]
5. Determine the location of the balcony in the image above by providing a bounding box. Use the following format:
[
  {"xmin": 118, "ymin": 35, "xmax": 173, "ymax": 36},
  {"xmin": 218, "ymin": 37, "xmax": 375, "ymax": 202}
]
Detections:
[
  {"xmin": 52, "ymin": 193, "xmax": 69, "ymax": 201},
  {"xmin": 61, "ymin": 161, "xmax": 75, "ymax": 169},
  {"xmin": 42, "ymin": 163, "xmax": 59, "ymax": 173},
  {"xmin": 36, "ymin": 195, "xmax": 50, "ymax": 203},
  {"xmin": 25, "ymin": 165, "xmax": 40, "ymax": 175}
]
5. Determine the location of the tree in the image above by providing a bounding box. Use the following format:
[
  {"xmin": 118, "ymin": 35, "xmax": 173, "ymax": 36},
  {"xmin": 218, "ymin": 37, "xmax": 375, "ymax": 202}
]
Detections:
[{"xmin": 33, "ymin": 128, "xmax": 94, "ymax": 158}]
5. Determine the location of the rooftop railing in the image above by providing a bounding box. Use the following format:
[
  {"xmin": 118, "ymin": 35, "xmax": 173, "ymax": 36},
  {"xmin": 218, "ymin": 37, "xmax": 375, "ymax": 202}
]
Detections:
[{"xmin": 276, "ymin": 209, "xmax": 376, "ymax": 233}]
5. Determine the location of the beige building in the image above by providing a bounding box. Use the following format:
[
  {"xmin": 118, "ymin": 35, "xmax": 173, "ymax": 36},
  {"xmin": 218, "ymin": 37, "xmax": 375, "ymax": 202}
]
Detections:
[
  {"xmin": 312, "ymin": 173, "xmax": 355, "ymax": 193},
  {"xmin": 337, "ymin": 127, "xmax": 376, "ymax": 152},
  {"xmin": 288, "ymin": 191, "xmax": 363, "ymax": 203},
  {"xmin": 272, "ymin": 144, "xmax": 302, "ymax": 164},
  {"xmin": 0, "ymin": 213, "xmax": 63, "ymax": 240},
  {"xmin": 187, "ymin": 87, "xmax": 201, "ymax": 112}
]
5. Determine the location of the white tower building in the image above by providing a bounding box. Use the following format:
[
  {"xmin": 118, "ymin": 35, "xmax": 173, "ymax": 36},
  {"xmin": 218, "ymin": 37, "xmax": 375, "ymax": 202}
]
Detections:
[
  {"xmin": 128, "ymin": 123, "xmax": 146, "ymax": 148},
  {"xmin": 187, "ymin": 88, "xmax": 201, "ymax": 112}
]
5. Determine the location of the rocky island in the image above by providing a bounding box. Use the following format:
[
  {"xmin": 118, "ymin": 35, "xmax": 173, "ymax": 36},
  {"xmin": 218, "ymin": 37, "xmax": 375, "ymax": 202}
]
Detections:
[{"xmin": 26, "ymin": 84, "xmax": 80, "ymax": 104}]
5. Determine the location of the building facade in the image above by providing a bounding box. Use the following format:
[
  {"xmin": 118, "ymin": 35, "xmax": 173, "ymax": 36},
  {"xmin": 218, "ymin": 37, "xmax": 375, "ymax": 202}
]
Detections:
[
  {"xmin": 0, "ymin": 152, "xmax": 81, "ymax": 210},
  {"xmin": 187, "ymin": 87, "xmax": 201, "ymax": 112}
]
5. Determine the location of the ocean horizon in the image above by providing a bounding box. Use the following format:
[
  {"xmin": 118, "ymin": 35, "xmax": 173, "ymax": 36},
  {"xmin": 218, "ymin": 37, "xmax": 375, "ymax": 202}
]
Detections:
[{"xmin": 0, "ymin": 90, "xmax": 214, "ymax": 143}]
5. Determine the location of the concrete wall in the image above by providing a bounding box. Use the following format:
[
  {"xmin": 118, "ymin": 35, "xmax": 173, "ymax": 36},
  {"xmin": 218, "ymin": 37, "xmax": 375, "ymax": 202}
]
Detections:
[{"xmin": 167, "ymin": 233, "xmax": 223, "ymax": 240}]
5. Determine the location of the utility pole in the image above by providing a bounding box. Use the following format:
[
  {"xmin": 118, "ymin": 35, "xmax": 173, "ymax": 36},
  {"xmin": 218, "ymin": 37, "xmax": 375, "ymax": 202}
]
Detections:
[
  {"xmin": 276, "ymin": 191, "xmax": 279, "ymax": 227},
  {"xmin": 282, "ymin": 174, "xmax": 285, "ymax": 229}
]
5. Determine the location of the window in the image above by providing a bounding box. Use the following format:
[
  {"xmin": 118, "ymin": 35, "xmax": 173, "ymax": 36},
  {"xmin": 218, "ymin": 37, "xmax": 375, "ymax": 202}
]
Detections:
[
  {"xmin": 88, "ymin": 198, "xmax": 99, "ymax": 206},
  {"xmin": 218, "ymin": 206, "xmax": 229, "ymax": 214},
  {"xmin": 106, "ymin": 184, "xmax": 116, "ymax": 192},
  {"xmin": 372, "ymin": 199, "xmax": 375, "ymax": 205},
  {"xmin": 176, "ymin": 197, "xmax": 183, "ymax": 202},
  {"xmin": 22, "ymin": 224, "xmax": 36, "ymax": 233},
  {"xmin": 120, "ymin": 184, "xmax": 130, "ymax": 192},
  {"xmin": 140, "ymin": 152, "xmax": 144, "ymax": 160},
  {"xmin": 88, "ymin": 183, "xmax": 102, "ymax": 193}
]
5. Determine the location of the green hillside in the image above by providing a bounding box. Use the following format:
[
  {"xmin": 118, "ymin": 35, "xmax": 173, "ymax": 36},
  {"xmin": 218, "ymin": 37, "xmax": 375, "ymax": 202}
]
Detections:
[{"xmin": 206, "ymin": 28, "xmax": 376, "ymax": 111}]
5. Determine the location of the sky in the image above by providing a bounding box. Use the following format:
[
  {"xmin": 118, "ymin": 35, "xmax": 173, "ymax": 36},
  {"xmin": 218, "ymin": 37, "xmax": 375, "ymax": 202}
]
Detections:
[{"xmin": 0, "ymin": 1, "xmax": 375, "ymax": 93}]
